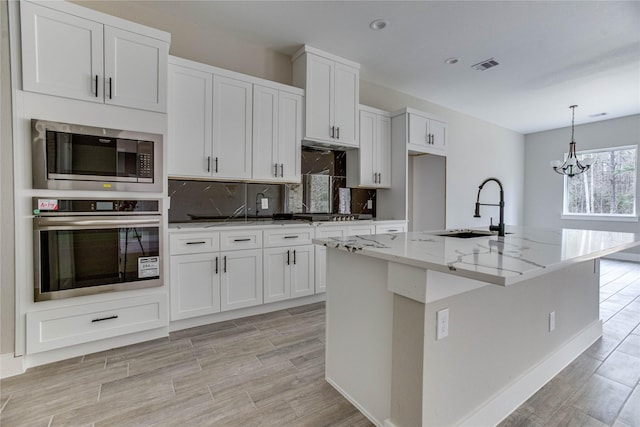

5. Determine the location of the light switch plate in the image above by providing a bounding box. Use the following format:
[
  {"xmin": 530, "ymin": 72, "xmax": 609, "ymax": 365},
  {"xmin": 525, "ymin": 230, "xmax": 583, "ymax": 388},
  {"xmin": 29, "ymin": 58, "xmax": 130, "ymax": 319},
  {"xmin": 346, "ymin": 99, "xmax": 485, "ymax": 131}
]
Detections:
[
  {"xmin": 367, "ymin": 199, "xmax": 373, "ymax": 209},
  {"xmin": 261, "ymin": 198, "xmax": 269, "ymax": 209},
  {"xmin": 436, "ymin": 308, "xmax": 449, "ymax": 340}
]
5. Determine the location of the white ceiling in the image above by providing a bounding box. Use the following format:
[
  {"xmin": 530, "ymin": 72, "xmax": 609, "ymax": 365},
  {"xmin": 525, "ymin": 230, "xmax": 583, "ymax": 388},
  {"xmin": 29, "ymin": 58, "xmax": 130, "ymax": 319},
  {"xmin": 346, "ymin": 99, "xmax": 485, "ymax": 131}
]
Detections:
[{"xmin": 144, "ymin": 1, "xmax": 640, "ymax": 134}]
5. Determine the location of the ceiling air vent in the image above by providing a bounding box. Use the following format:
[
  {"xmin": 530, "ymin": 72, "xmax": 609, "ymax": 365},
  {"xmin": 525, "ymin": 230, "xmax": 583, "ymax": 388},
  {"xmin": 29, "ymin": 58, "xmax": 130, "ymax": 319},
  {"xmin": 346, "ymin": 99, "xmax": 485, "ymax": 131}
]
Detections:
[{"xmin": 471, "ymin": 58, "xmax": 499, "ymax": 71}]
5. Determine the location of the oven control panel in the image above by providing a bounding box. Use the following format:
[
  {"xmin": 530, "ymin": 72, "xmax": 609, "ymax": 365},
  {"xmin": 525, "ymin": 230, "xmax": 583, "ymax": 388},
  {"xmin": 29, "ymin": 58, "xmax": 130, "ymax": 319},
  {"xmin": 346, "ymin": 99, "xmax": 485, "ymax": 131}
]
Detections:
[{"xmin": 33, "ymin": 198, "xmax": 161, "ymax": 215}]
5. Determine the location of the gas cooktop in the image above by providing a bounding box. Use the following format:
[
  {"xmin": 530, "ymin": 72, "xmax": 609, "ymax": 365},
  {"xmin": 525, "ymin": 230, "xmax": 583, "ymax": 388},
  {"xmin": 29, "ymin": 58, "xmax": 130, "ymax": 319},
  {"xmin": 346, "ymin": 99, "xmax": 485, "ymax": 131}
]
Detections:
[{"xmin": 293, "ymin": 213, "xmax": 373, "ymax": 222}]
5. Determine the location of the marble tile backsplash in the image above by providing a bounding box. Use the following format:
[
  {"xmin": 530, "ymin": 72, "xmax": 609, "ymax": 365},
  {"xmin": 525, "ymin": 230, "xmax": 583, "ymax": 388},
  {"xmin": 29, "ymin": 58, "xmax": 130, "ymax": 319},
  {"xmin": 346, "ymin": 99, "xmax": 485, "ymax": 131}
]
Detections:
[{"xmin": 168, "ymin": 147, "xmax": 376, "ymax": 223}]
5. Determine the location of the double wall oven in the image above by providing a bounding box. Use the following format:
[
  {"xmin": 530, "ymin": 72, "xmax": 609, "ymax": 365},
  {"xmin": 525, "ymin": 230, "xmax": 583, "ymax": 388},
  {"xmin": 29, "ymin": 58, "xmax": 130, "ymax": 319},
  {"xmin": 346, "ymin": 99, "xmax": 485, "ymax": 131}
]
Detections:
[
  {"xmin": 30, "ymin": 119, "xmax": 165, "ymax": 302},
  {"xmin": 33, "ymin": 198, "xmax": 162, "ymax": 301}
]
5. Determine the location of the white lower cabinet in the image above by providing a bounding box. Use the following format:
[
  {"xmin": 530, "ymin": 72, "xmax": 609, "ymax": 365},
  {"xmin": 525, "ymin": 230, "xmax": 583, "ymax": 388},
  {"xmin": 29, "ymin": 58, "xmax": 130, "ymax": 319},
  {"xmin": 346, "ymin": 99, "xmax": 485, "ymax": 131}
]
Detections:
[
  {"xmin": 170, "ymin": 253, "xmax": 221, "ymax": 320},
  {"xmin": 220, "ymin": 249, "xmax": 263, "ymax": 311},
  {"xmin": 26, "ymin": 294, "xmax": 167, "ymax": 354},
  {"xmin": 264, "ymin": 245, "xmax": 314, "ymax": 304}
]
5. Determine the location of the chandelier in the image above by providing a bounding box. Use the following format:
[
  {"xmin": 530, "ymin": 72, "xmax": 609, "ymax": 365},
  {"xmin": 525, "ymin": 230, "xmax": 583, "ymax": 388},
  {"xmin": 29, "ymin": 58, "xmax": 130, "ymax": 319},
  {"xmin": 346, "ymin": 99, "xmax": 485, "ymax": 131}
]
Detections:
[{"xmin": 550, "ymin": 105, "xmax": 594, "ymax": 177}]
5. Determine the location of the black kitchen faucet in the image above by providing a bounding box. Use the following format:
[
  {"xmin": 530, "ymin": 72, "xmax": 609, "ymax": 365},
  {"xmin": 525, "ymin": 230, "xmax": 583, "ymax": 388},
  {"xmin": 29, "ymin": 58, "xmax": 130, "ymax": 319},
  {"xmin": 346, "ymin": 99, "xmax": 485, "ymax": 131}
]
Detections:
[{"xmin": 473, "ymin": 177, "xmax": 505, "ymax": 237}]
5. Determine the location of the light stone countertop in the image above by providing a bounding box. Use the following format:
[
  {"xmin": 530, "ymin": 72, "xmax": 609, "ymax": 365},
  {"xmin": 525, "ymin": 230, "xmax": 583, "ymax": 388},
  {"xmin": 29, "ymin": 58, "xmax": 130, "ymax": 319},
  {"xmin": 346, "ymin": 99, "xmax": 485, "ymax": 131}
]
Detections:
[
  {"xmin": 168, "ymin": 218, "xmax": 406, "ymax": 232},
  {"xmin": 313, "ymin": 226, "xmax": 640, "ymax": 286}
]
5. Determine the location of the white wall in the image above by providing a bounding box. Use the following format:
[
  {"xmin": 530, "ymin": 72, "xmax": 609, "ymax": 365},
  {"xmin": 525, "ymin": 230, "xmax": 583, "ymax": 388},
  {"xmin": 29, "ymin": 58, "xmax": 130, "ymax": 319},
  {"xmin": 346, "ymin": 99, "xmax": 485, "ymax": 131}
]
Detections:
[
  {"xmin": 524, "ymin": 114, "xmax": 640, "ymax": 233},
  {"xmin": 1, "ymin": 0, "xmax": 16, "ymax": 357},
  {"xmin": 361, "ymin": 80, "xmax": 525, "ymax": 229}
]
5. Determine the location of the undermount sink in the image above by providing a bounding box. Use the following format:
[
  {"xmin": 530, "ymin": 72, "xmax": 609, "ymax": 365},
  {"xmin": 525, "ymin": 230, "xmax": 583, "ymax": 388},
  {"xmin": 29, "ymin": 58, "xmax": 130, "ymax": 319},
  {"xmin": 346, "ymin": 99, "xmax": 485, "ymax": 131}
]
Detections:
[{"xmin": 434, "ymin": 229, "xmax": 497, "ymax": 239}]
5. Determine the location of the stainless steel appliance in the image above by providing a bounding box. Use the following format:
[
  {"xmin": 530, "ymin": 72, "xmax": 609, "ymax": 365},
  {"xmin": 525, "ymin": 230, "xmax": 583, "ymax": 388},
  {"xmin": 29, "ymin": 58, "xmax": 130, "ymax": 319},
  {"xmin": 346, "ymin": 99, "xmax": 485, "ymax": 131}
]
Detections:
[
  {"xmin": 31, "ymin": 119, "xmax": 162, "ymax": 192},
  {"xmin": 33, "ymin": 198, "xmax": 163, "ymax": 301},
  {"xmin": 293, "ymin": 213, "xmax": 372, "ymax": 222}
]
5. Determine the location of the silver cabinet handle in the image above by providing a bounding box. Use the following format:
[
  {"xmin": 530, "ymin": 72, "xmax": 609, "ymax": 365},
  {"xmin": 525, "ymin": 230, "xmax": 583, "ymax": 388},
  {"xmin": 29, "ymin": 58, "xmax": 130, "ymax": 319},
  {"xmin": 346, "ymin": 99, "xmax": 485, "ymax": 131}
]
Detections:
[
  {"xmin": 280, "ymin": 164, "xmax": 284, "ymax": 177},
  {"xmin": 336, "ymin": 127, "xmax": 340, "ymax": 139},
  {"xmin": 330, "ymin": 126, "xmax": 335, "ymax": 138},
  {"xmin": 185, "ymin": 241, "xmax": 206, "ymax": 245},
  {"xmin": 223, "ymin": 256, "xmax": 227, "ymax": 273},
  {"xmin": 215, "ymin": 157, "xmax": 219, "ymax": 173},
  {"xmin": 207, "ymin": 156, "xmax": 211, "ymax": 172},
  {"xmin": 274, "ymin": 163, "xmax": 278, "ymax": 177}
]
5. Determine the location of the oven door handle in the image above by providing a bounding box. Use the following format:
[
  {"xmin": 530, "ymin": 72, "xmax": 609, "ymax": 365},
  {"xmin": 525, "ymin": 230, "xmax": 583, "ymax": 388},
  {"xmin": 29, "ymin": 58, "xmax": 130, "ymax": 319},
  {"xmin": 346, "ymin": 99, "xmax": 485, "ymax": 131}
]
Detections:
[{"xmin": 35, "ymin": 216, "xmax": 161, "ymax": 228}]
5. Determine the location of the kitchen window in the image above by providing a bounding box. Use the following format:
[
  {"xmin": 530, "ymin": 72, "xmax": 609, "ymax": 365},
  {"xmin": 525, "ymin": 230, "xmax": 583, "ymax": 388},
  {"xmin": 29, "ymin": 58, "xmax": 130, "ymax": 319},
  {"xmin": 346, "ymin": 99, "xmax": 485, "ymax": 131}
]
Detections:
[{"xmin": 562, "ymin": 145, "xmax": 638, "ymax": 221}]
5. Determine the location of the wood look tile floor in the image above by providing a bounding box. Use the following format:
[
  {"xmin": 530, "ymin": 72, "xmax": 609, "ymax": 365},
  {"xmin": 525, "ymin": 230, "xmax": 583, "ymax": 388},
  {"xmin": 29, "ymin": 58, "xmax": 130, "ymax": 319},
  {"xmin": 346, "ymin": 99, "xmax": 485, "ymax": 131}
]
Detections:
[{"xmin": 2, "ymin": 259, "xmax": 640, "ymax": 427}]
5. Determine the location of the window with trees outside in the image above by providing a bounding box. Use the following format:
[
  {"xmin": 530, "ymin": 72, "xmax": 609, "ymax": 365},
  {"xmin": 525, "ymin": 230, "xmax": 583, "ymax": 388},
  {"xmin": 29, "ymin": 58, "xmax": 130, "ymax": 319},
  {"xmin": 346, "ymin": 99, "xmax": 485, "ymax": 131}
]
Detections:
[{"xmin": 563, "ymin": 145, "xmax": 637, "ymax": 219}]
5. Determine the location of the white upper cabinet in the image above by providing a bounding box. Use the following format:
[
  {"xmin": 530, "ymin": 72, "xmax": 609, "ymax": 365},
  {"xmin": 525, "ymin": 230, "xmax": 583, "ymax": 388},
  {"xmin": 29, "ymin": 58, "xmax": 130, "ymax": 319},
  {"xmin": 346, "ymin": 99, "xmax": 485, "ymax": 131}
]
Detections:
[
  {"xmin": 168, "ymin": 63, "xmax": 213, "ymax": 178},
  {"xmin": 20, "ymin": 1, "xmax": 169, "ymax": 113},
  {"xmin": 252, "ymin": 85, "xmax": 302, "ymax": 182},
  {"xmin": 168, "ymin": 56, "xmax": 303, "ymax": 182},
  {"xmin": 103, "ymin": 26, "xmax": 168, "ymax": 112},
  {"xmin": 347, "ymin": 105, "xmax": 391, "ymax": 188},
  {"xmin": 407, "ymin": 110, "xmax": 447, "ymax": 155},
  {"xmin": 293, "ymin": 45, "xmax": 360, "ymax": 148},
  {"xmin": 213, "ymin": 75, "xmax": 253, "ymax": 180}
]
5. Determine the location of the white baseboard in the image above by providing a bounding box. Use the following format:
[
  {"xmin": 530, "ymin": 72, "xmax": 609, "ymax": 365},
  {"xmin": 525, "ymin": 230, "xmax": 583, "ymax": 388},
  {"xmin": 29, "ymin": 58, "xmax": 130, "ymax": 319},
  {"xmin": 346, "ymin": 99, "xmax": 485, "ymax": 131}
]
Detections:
[
  {"xmin": 326, "ymin": 375, "xmax": 384, "ymax": 427},
  {"xmin": 0, "ymin": 353, "xmax": 25, "ymax": 378},
  {"xmin": 169, "ymin": 293, "xmax": 325, "ymax": 332},
  {"xmin": 604, "ymin": 252, "xmax": 640, "ymax": 262},
  {"xmin": 458, "ymin": 319, "xmax": 603, "ymax": 427}
]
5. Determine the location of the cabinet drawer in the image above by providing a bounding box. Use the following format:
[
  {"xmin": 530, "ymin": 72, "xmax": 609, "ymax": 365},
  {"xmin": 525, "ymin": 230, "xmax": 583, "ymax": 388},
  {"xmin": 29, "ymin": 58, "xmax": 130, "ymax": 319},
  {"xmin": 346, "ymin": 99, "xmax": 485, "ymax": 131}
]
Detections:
[
  {"xmin": 170, "ymin": 232, "xmax": 219, "ymax": 255},
  {"xmin": 375, "ymin": 223, "xmax": 407, "ymax": 234},
  {"xmin": 26, "ymin": 294, "xmax": 168, "ymax": 354},
  {"xmin": 315, "ymin": 225, "xmax": 347, "ymax": 239},
  {"xmin": 263, "ymin": 227, "xmax": 314, "ymax": 248},
  {"xmin": 347, "ymin": 224, "xmax": 376, "ymax": 236},
  {"xmin": 220, "ymin": 230, "xmax": 262, "ymax": 251}
]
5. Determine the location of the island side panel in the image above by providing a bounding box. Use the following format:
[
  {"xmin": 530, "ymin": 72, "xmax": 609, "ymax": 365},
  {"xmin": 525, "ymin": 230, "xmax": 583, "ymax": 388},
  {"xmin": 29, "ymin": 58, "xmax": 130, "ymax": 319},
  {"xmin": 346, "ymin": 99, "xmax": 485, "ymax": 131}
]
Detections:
[
  {"xmin": 421, "ymin": 259, "xmax": 601, "ymax": 426},
  {"xmin": 325, "ymin": 248, "xmax": 394, "ymax": 426}
]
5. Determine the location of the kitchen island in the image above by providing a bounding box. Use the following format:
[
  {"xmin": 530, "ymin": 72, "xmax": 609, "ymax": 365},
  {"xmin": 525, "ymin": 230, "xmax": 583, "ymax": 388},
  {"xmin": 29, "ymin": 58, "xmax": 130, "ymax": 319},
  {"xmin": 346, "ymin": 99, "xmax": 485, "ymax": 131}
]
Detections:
[{"xmin": 314, "ymin": 226, "xmax": 640, "ymax": 427}]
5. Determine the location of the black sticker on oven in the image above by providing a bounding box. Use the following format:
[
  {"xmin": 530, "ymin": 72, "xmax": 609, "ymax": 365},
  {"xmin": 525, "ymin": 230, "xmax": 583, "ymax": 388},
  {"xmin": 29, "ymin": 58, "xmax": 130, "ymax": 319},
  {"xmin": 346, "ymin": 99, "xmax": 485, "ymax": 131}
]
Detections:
[{"xmin": 138, "ymin": 256, "xmax": 159, "ymax": 278}]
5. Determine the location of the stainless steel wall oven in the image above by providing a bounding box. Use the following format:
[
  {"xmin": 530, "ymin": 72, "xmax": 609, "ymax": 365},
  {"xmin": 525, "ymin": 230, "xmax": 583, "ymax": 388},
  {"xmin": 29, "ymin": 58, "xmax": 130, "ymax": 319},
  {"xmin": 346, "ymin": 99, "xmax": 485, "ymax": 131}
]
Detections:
[
  {"xmin": 31, "ymin": 119, "xmax": 162, "ymax": 192},
  {"xmin": 33, "ymin": 198, "xmax": 163, "ymax": 301}
]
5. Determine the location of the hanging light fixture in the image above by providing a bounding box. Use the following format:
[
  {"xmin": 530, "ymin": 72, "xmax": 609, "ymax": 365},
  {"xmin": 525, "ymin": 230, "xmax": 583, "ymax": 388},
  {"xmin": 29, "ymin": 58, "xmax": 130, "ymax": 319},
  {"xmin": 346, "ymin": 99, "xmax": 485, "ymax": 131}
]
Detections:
[{"xmin": 550, "ymin": 105, "xmax": 594, "ymax": 177}]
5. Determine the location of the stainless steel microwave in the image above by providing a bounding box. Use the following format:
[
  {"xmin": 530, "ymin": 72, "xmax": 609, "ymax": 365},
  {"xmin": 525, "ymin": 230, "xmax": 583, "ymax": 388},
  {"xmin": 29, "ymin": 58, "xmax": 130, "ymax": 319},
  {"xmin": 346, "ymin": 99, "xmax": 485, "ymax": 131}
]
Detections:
[{"xmin": 32, "ymin": 119, "xmax": 162, "ymax": 192}]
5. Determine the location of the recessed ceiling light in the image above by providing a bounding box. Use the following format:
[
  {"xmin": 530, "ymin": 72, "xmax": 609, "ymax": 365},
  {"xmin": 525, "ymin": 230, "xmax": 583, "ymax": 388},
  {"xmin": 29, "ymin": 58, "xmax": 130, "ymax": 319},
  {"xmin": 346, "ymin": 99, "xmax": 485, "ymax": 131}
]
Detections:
[
  {"xmin": 369, "ymin": 19, "xmax": 388, "ymax": 30},
  {"xmin": 444, "ymin": 57, "xmax": 460, "ymax": 65}
]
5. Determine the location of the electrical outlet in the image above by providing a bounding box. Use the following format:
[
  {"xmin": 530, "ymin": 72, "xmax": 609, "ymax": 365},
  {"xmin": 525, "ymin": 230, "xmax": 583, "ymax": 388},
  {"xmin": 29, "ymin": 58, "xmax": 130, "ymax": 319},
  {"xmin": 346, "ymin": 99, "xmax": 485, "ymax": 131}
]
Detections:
[
  {"xmin": 549, "ymin": 311, "xmax": 556, "ymax": 332},
  {"xmin": 436, "ymin": 308, "xmax": 449, "ymax": 340},
  {"xmin": 261, "ymin": 198, "xmax": 269, "ymax": 210},
  {"xmin": 367, "ymin": 199, "xmax": 373, "ymax": 209}
]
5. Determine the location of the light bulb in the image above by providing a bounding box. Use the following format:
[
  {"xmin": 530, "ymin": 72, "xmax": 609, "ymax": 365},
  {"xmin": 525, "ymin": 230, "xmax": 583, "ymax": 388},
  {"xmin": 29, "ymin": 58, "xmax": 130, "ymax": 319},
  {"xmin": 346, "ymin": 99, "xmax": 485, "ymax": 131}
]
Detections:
[{"xmin": 550, "ymin": 160, "xmax": 563, "ymax": 168}]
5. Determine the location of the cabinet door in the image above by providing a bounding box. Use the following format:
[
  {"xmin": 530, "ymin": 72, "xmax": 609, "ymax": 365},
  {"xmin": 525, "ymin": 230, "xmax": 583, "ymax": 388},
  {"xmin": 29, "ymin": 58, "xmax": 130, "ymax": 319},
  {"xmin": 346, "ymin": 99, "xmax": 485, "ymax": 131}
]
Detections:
[
  {"xmin": 220, "ymin": 249, "xmax": 263, "ymax": 311},
  {"xmin": 170, "ymin": 253, "xmax": 220, "ymax": 320},
  {"xmin": 314, "ymin": 226, "xmax": 346, "ymax": 293},
  {"xmin": 408, "ymin": 113, "xmax": 430, "ymax": 150},
  {"xmin": 21, "ymin": 1, "xmax": 104, "ymax": 102},
  {"xmin": 333, "ymin": 63, "xmax": 359, "ymax": 147},
  {"xmin": 252, "ymin": 85, "xmax": 279, "ymax": 181},
  {"xmin": 290, "ymin": 245, "xmax": 315, "ymax": 299},
  {"xmin": 104, "ymin": 26, "xmax": 168, "ymax": 112},
  {"xmin": 213, "ymin": 75, "xmax": 253, "ymax": 180},
  {"xmin": 278, "ymin": 91, "xmax": 303, "ymax": 182},
  {"xmin": 358, "ymin": 110, "xmax": 377, "ymax": 187},
  {"xmin": 430, "ymin": 119, "xmax": 447, "ymax": 153},
  {"xmin": 168, "ymin": 64, "xmax": 213, "ymax": 178},
  {"xmin": 376, "ymin": 115, "xmax": 392, "ymax": 187},
  {"xmin": 263, "ymin": 247, "xmax": 290, "ymax": 304},
  {"xmin": 305, "ymin": 54, "xmax": 334, "ymax": 142}
]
